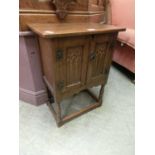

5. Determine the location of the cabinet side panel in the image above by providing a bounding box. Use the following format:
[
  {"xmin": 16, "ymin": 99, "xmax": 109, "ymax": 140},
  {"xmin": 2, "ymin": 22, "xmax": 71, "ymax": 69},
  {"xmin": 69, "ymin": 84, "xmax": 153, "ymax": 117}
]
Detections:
[
  {"xmin": 39, "ymin": 38, "xmax": 56, "ymax": 91},
  {"xmin": 103, "ymin": 33, "xmax": 118, "ymax": 83}
]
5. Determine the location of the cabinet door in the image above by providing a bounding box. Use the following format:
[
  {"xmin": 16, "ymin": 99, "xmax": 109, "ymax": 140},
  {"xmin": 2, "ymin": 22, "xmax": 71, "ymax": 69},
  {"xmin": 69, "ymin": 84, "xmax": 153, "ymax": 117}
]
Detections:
[
  {"xmin": 54, "ymin": 36, "xmax": 89, "ymax": 96},
  {"xmin": 87, "ymin": 34, "xmax": 116, "ymax": 86}
]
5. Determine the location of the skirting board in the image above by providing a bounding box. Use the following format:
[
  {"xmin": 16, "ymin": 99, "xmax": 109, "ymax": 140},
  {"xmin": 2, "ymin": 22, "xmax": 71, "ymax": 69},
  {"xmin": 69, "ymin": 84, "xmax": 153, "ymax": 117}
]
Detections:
[{"xmin": 19, "ymin": 88, "xmax": 48, "ymax": 106}]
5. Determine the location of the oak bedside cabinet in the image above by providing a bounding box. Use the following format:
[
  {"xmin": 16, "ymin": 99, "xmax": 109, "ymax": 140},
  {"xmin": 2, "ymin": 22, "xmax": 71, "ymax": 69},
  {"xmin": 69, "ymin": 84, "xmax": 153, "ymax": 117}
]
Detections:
[{"xmin": 28, "ymin": 23, "xmax": 125, "ymax": 127}]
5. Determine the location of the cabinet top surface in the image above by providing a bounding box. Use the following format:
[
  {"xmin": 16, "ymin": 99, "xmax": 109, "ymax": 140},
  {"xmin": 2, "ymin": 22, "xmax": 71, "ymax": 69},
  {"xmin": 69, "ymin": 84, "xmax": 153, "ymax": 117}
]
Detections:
[{"xmin": 28, "ymin": 23, "xmax": 125, "ymax": 38}]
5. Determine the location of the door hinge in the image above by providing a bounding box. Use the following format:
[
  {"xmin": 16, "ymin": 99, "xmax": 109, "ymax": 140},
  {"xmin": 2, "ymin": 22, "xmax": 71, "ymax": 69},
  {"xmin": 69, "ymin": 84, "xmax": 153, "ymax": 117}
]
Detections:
[{"xmin": 56, "ymin": 49, "xmax": 63, "ymax": 61}]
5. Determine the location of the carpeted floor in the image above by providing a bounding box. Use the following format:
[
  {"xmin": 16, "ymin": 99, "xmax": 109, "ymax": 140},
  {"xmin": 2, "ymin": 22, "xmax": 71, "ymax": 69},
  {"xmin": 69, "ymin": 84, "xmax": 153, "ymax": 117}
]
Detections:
[{"xmin": 19, "ymin": 66, "xmax": 135, "ymax": 155}]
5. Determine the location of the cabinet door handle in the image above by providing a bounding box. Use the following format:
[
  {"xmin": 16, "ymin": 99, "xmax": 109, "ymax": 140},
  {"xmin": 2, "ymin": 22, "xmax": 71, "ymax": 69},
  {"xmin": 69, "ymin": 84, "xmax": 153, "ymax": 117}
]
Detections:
[{"xmin": 90, "ymin": 52, "xmax": 96, "ymax": 61}]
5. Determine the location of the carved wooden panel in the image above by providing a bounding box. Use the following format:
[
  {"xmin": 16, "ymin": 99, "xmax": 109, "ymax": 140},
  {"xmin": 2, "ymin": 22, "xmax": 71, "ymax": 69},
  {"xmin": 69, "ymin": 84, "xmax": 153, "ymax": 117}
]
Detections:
[
  {"xmin": 54, "ymin": 36, "xmax": 89, "ymax": 94},
  {"xmin": 87, "ymin": 34, "xmax": 113, "ymax": 85},
  {"xmin": 51, "ymin": 0, "xmax": 77, "ymax": 19},
  {"xmin": 91, "ymin": 43, "xmax": 107, "ymax": 77},
  {"xmin": 66, "ymin": 46, "xmax": 83, "ymax": 85}
]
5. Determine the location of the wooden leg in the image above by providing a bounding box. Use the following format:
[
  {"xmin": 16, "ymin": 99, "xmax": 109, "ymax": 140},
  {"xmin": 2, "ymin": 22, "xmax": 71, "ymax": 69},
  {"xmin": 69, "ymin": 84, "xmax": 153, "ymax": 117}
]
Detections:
[
  {"xmin": 47, "ymin": 88, "xmax": 54, "ymax": 104},
  {"xmin": 60, "ymin": 85, "xmax": 105, "ymax": 125},
  {"xmin": 46, "ymin": 87, "xmax": 62, "ymax": 127},
  {"xmin": 98, "ymin": 84, "xmax": 104, "ymax": 105},
  {"xmin": 46, "ymin": 83, "xmax": 105, "ymax": 127},
  {"xmin": 85, "ymin": 84, "xmax": 105, "ymax": 104},
  {"xmin": 55, "ymin": 102, "xmax": 62, "ymax": 127}
]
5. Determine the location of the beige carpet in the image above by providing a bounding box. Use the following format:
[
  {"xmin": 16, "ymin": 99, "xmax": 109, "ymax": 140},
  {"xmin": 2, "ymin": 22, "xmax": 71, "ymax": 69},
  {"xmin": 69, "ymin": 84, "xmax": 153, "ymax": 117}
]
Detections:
[{"xmin": 19, "ymin": 66, "xmax": 135, "ymax": 155}]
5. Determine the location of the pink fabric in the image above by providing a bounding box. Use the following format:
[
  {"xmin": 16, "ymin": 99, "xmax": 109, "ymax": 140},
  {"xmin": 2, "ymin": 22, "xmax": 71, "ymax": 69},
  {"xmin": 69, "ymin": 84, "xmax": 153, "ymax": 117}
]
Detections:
[
  {"xmin": 113, "ymin": 41, "xmax": 135, "ymax": 73},
  {"xmin": 110, "ymin": 0, "xmax": 135, "ymax": 48},
  {"xmin": 110, "ymin": 0, "xmax": 135, "ymax": 29},
  {"xmin": 110, "ymin": 0, "xmax": 135, "ymax": 73},
  {"xmin": 118, "ymin": 29, "xmax": 135, "ymax": 48}
]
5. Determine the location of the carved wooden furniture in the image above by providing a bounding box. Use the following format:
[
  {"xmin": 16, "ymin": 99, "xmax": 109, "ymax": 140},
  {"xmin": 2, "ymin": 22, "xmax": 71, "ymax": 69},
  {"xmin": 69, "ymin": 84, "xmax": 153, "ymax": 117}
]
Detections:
[
  {"xmin": 51, "ymin": 0, "xmax": 77, "ymax": 19},
  {"xmin": 28, "ymin": 22, "xmax": 125, "ymax": 126},
  {"xmin": 19, "ymin": 0, "xmax": 110, "ymax": 105}
]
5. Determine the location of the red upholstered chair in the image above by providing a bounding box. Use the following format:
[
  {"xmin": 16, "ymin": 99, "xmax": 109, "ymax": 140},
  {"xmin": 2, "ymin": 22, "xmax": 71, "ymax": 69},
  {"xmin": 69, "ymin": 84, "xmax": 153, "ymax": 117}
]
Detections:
[{"xmin": 109, "ymin": 0, "xmax": 135, "ymax": 73}]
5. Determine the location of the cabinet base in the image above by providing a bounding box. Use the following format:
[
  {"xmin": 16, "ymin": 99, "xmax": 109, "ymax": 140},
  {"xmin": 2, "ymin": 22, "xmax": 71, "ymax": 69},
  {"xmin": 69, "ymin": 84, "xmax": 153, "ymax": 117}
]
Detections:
[{"xmin": 46, "ymin": 86, "xmax": 104, "ymax": 127}]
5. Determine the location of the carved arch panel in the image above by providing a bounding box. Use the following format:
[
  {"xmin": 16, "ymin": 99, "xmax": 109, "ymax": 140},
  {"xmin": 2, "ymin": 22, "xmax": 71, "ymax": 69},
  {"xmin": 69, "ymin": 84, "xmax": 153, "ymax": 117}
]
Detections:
[
  {"xmin": 87, "ymin": 33, "xmax": 114, "ymax": 85},
  {"xmin": 55, "ymin": 36, "xmax": 89, "ymax": 94}
]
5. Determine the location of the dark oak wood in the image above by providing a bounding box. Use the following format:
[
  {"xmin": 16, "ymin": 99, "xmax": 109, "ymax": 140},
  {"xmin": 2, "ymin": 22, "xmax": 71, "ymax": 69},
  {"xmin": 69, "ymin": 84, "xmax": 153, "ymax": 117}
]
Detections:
[
  {"xmin": 28, "ymin": 23, "xmax": 125, "ymax": 38},
  {"xmin": 28, "ymin": 22, "xmax": 125, "ymax": 127}
]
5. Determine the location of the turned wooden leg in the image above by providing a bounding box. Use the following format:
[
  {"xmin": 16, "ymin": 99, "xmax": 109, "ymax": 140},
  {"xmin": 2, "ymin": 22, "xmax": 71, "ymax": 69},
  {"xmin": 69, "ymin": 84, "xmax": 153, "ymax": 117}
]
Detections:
[{"xmin": 98, "ymin": 84, "xmax": 105, "ymax": 105}]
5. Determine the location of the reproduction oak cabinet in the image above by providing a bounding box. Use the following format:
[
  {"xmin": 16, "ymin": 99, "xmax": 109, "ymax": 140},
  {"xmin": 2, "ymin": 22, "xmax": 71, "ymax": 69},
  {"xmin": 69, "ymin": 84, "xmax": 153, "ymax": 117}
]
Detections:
[{"xmin": 28, "ymin": 22, "xmax": 125, "ymax": 127}]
